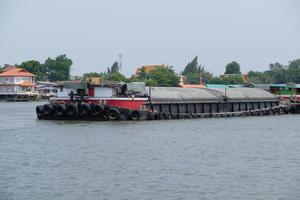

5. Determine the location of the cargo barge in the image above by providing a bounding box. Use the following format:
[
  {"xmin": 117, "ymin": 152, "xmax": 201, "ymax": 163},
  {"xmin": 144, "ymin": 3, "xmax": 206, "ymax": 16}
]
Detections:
[{"xmin": 36, "ymin": 82, "xmax": 300, "ymax": 121}]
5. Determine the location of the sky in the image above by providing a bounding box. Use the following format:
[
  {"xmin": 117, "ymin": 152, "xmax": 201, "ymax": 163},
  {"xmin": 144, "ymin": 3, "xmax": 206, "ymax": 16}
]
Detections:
[{"xmin": 0, "ymin": 0, "xmax": 299, "ymax": 76}]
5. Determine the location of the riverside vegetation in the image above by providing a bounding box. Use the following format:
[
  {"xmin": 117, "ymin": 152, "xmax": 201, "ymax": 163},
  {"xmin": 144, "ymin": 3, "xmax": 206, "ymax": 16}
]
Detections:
[{"xmin": 1, "ymin": 55, "xmax": 300, "ymax": 86}]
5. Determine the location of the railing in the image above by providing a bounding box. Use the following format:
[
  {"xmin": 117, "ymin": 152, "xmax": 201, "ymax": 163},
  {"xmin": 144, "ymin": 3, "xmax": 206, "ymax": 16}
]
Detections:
[{"xmin": 0, "ymin": 91, "xmax": 38, "ymax": 95}]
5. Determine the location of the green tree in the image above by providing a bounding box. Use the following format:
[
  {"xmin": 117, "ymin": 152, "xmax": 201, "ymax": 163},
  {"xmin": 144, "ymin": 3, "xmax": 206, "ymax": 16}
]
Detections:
[
  {"xmin": 182, "ymin": 56, "xmax": 212, "ymax": 84},
  {"xmin": 207, "ymin": 77, "xmax": 224, "ymax": 84},
  {"xmin": 268, "ymin": 62, "xmax": 286, "ymax": 83},
  {"xmin": 182, "ymin": 56, "xmax": 198, "ymax": 75},
  {"xmin": 149, "ymin": 67, "xmax": 179, "ymax": 87},
  {"xmin": 186, "ymin": 73, "xmax": 201, "ymax": 84},
  {"xmin": 223, "ymin": 76, "xmax": 244, "ymax": 84},
  {"xmin": 20, "ymin": 60, "xmax": 47, "ymax": 81},
  {"xmin": 44, "ymin": 54, "xmax": 72, "ymax": 81},
  {"xmin": 248, "ymin": 71, "xmax": 265, "ymax": 84},
  {"xmin": 207, "ymin": 76, "xmax": 243, "ymax": 84},
  {"xmin": 137, "ymin": 66, "xmax": 150, "ymax": 80},
  {"xmin": 145, "ymin": 79, "xmax": 158, "ymax": 86},
  {"xmin": 83, "ymin": 72, "xmax": 106, "ymax": 79},
  {"xmin": 107, "ymin": 72, "xmax": 126, "ymax": 82},
  {"xmin": 110, "ymin": 61, "xmax": 119, "ymax": 73},
  {"xmin": 225, "ymin": 61, "xmax": 241, "ymax": 74},
  {"xmin": 287, "ymin": 59, "xmax": 300, "ymax": 83}
]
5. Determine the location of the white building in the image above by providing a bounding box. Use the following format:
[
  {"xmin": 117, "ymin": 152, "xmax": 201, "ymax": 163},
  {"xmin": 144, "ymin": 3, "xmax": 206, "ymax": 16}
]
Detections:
[
  {"xmin": 0, "ymin": 66, "xmax": 37, "ymax": 100},
  {"xmin": 36, "ymin": 81, "xmax": 59, "ymax": 98}
]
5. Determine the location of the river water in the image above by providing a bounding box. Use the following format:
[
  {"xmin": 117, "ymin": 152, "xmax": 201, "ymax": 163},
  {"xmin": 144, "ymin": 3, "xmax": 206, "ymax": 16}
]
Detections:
[{"xmin": 0, "ymin": 102, "xmax": 299, "ymax": 200}]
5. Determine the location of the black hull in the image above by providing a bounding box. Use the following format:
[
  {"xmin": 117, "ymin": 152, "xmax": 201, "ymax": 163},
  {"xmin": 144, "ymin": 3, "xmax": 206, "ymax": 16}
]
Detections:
[{"xmin": 37, "ymin": 103, "xmax": 300, "ymax": 121}]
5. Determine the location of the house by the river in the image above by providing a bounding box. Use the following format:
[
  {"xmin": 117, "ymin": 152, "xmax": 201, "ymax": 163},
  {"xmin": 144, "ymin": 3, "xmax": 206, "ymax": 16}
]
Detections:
[{"xmin": 0, "ymin": 66, "xmax": 38, "ymax": 101}]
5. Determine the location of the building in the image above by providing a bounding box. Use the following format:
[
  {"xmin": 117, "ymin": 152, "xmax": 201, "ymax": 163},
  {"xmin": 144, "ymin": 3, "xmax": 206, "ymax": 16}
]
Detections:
[
  {"xmin": 178, "ymin": 75, "xmax": 206, "ymax": 89},
  {"xmin": 36, "ymin": 81, "xmax": 59, "ymax": 98},
  {"xmin": 53, "ymin": 79, "xmax": 122, "ymax": 101},
  {"xmin": 220, "ymin": 73, "xmax": 249, "ymax": 83},
  {"xmin": 0, "ymin": 66, "xmax": 38, "ymax": 101}
]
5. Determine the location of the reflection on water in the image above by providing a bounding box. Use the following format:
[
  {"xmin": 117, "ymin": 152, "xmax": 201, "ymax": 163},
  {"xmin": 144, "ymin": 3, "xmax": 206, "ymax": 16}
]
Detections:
[{"xmin": 0, "ymin": 102, "xmax": 300, "ymax": 200}]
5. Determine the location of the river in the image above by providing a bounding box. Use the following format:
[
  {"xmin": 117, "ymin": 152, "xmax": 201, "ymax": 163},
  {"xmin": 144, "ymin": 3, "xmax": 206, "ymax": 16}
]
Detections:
[{"xmin": 0, "ymin": 102, "xmax": 299, "ymax": 200}]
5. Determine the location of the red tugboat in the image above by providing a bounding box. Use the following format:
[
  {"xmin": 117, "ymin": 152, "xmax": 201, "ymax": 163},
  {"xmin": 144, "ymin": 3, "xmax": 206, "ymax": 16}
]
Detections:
[
  {"xmin": 36, "ymin": 81, "xmax": 300, "ymax": 121},
  {"xmin": 51, "ymin": 80, "xmax": 148, "ymax": 110},
  {"xmin": 37, "ymin": 80, "xmax": 149, "ymax": 120}
]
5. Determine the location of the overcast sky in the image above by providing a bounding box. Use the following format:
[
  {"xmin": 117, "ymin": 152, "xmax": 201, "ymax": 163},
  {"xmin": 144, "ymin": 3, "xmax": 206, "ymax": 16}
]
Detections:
[{"xmin": 0, "ymin": 0, "xmax": 299, "ymax": 76}]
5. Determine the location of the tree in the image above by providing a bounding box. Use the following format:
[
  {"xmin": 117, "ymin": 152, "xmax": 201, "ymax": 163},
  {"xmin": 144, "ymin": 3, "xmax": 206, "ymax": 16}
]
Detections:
[
  {"xmin": 287, "ymin": 59, "xmax": 300, "ymax": 83},
  {"xmin": 149, "ymin": 67, "xmax": 179, "ymax": 87},
  {"xmin": 107, "ymin": 72, "xmax": 126, "ymax": 82},
  {"xmin": 207, "ymin": 77, "xmax": 224, "ymax": 84},
  {"xmin": 197, "ymin": 65, "xmax": 213, "ymax": 83},
  {"xmin": 136, "ymin": 66, "xmax": 150, "ymax": 80},
  {"xmin": 182, "ymin": 56, "xmax": 212, "ymax": 84},
  {"xmin": 207, "ymin": 75, "xmax": 244, "ymax": 84},
  {"xmin": 83, "ymin": 72, "xmax": 106, "ymax": 79},
  {"xmin": 182, "ymin": 56, "xmax": 198, "ymax": 75},
  {"xmin": 44, "ymin": 54, "xmax": 72, "ymax": 81},
  {"xmin": 145, "ymin": 79, "xmax": 158, "ymax": 86},
  {"xmin": 20, "ymin": 60, "xmax": 47, "ymax": 81},
  {"xmin": 223, "ymin": 76, "xmax": 244, "ymax": 84},
  {"xmin": 110, "ymin": 61, "xmax": 119, "ymax": 73},
  {"xmin": 248, "ymin": 71, "xmax": 265, "ymax": 84},
  {"xmin": 267, "ymin": 62, "xmax": 286, "ymax": 84},
  {"xmin": 225, "ymin": 61, "xmax": 241, "ymax": 74}
]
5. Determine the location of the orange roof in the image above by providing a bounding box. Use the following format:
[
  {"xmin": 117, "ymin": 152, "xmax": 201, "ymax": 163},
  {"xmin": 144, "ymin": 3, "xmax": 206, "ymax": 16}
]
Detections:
[
  {"xmin": 19, "ymin": 81, "xmax": 35, "ymax": 87},
  {"xmin": 0, "ymin": 67, "xmax": 35, "ymax": 77},
  {"xmin": 180, "ymin": 84, "xmax": 206, "ymax": 89}
]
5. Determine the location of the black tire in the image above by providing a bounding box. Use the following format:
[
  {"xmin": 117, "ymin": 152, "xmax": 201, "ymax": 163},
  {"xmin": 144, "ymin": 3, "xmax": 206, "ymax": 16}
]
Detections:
[
  {"xmin": 283, "ymin": 106, "xmax": 290, "ymax": 114},
  {"xmin": 147, "ymin": 112, "xmax": 156, "ymax": 120},
  {"xmin": 54, "ymin": 104, "xmax": 67, "ymax": 116},
  {"xmin": 177, "ymin": 114, "xmax": 184, "ymax": 119},
  {"xmin": 36, "ymin": 105, "xmax": 44, "ymax": 118},
  {"xmin": 79, "ymin": 103, "xmax": 91, "ymax": 115},
  {"xmin": 106, "ymin": 108, "xmax": 120, "ymax": 120},
  {"xmin": 160, "ymin": 113, "xmax": 168, "ymax": 120},
  {"xmin": 167, "ymin": 113, "xmax": 172, "ymax": 119},
  {"xmin": 43, "ymin": 104, "xmax": 53, "ymax": 115},
  {"xmin": 154, "ymin": 113, "xmax": 160, "ymax": 120},
  {"xmin": 90, "ymin": 104, "xmax": 104, "ymax": 117},
  {"xmin": 128, "ymin": 110, "xmax": 141, "ymax": 121},
  {"xmin": 170, "ymin": 113, "xmax": 177, "ymax": 119},
  {"xmin": 66, "ymin": 103, "xmax": 78, "ymax": 117},
  {"xmin": 290, "ymin": 105, "xmax": 297, "ymax": 114}
]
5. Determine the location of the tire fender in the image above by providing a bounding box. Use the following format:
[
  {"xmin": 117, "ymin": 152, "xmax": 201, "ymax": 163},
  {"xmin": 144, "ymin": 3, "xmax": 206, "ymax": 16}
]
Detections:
[
  {"xmin": 54, "ymin": 104, "xmax": 67, "ymax": 116},
  {"xmin": 43, "ymin": 104, "xmax": 53, "ymax": 115},
  {"xmin": 106, "ymin": 107, "xmax": 120, "ymax": 120},
  {"xmin": 66, "ymin": 103, "xmax": 78, "ymax": 116},
  {"xmin": 79, "ymin": 103, "xmax": 91, "ymax": 115},
  {"xmin": 128, "ymin": 110, "xmax": 141, "ymax": 121}
]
